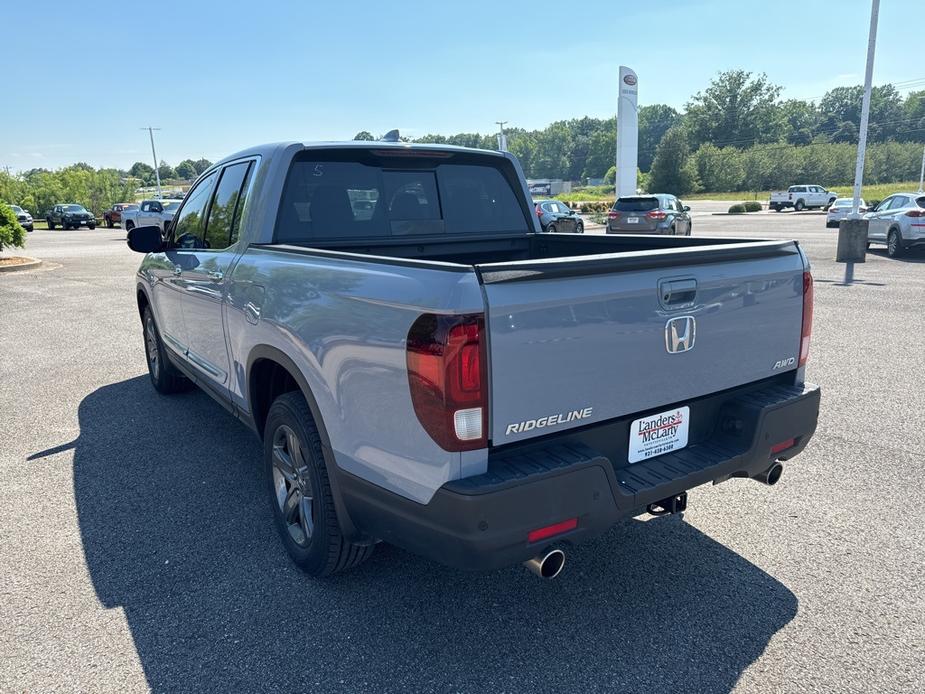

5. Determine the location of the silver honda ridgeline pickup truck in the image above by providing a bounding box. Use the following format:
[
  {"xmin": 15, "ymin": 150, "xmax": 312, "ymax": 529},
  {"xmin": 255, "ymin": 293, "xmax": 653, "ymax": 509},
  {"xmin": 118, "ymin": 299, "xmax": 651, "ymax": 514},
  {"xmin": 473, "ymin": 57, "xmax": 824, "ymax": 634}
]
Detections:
[{"xmin": 128, "ymin": 141, "xmax": 820, "ymax": 579}]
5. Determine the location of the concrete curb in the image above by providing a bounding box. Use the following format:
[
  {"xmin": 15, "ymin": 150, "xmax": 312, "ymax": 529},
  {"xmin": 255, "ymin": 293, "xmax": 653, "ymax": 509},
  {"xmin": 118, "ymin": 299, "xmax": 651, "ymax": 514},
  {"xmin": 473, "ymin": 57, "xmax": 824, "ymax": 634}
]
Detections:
[{"xmin": 0, "ymin": 256, "xmax": 43, "ymax": 273}]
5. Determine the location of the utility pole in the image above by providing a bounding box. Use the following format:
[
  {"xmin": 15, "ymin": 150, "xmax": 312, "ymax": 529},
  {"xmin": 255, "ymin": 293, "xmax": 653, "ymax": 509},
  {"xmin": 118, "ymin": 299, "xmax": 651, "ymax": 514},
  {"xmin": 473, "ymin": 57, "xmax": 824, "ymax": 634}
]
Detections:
[
  {"xmin": 837, "ymin": 0, "xmax": 879, "ymax": 283},
  {"xmin": 918, "ymin": 142, "xmax": 925, "ymax": 193},
  {"xmin": 141, "ymin": 127, "xmax": 162, "ymax": 198},
  {"xmin": 495, "ymin": 121, "xmax": 508, "ymax": 151}
]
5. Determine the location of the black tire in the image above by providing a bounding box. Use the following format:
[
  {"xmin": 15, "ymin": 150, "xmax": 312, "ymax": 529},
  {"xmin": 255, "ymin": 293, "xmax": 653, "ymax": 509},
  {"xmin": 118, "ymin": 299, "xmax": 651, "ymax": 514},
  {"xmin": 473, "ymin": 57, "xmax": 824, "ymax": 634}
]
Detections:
[
  {"xmin": 575, "ymin": 221, "xmax": 584, "ymax": 234},
  {"xmin": 106, "ymin": 217, "xmax": 114, "ymax": 228},
  {"xmin": 47, "ymin": 220, "xmax": 56, "ymax": 230},
  {"xmin": 794, "ymin": 200, "xmax": 805, "ymax": 212},
  {"xmin": 670, "ymin": 225, "xmax": 677, "ymax": 235},
  {"xmin": 686, "ymin": 223, "xmax": 692, "ymax": 236},
  {"xmin": 866, "ymin": 242, "xmax": 871, "ymax": 250},
  {"xmin": 125, "ymin": 220, "xmax": 135, "ymax": 231},
  {"xmin": 887, "ymin": 229, "xmax": 904, "ymax": 258},
  {"xmin": 771, "ymin": 204, "xmax": 779, "ymax": 212},
  {"xmin": 88, "ymin": 223, "xmax": 96, "ymax": 230},
  {"xmin": 264, "ymin": 392, "xmax": 373, "ymax": 577},
  {"xmin": 547, "ymin": 223, "xmax": 557, "ymax": 233},
  {"xmin": 142, "ymin": 306, "xmax": 190, "ymax": 394}
]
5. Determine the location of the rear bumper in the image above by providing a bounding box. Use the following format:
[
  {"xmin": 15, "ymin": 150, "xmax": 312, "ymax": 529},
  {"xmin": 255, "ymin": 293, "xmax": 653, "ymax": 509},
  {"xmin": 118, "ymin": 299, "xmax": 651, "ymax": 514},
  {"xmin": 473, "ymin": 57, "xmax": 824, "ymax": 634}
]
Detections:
[{"xmin": 339, "ymin": 381, "xmax": 821, "ymax": 571}]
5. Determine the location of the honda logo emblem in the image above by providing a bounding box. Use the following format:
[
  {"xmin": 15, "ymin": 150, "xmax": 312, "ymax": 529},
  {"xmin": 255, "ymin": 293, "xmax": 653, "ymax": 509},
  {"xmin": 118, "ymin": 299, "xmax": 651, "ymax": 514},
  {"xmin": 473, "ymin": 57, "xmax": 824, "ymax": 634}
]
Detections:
[{"xmin": 665, "ymin": 316, "xmax": 696, "ymax": 353}]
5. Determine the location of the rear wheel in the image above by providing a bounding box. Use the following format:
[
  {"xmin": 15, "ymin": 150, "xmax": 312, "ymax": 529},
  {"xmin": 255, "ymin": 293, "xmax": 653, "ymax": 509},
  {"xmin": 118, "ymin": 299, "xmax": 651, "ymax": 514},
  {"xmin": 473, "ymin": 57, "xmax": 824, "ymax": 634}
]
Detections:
[
  {"xmin": 47, "ymin": 219, "xmax": 56, "ymax": 230},
  {"xmin": 547, "ymin": 223, "xmax": 557, "ymax": 233},
  {"xmin": 265, "ymin": 392, "xmax": 373, "ymax": 577},
  {"xmin": 887, "ymin": 229, "xmax": 904, "ymax": 258},
  {"xmin": 575, "ymin": 221, "xmax": 584, "ymax": 234},
  {"xmin": 142, "ymin": 306, "xmax": 190, "ymax": 394},
  {"xmin": 795, "ymin": 200, "xmax": 805, "ymax": 212},
  {"xmin": 106, "ymin": 217, "xmax": 114, "ymax": 228}
]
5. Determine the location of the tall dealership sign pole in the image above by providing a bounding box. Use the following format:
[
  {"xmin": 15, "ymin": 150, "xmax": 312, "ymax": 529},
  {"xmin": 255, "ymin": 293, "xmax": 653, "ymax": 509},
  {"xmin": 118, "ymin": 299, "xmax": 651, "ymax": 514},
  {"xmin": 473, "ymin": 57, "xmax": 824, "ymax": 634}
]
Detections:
[
  {"xmin": 837, "ymin": 0, "xmax": 879, "ymax": 282},
  {"xmin": 616, "ymin": 66, "xmax": 639, "ymax": 198}
]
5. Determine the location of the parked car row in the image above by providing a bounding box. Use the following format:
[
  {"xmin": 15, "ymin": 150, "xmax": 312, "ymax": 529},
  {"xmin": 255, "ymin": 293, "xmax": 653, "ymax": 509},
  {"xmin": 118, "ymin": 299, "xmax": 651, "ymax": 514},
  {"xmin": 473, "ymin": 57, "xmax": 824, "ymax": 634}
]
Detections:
[{"xmin": 534, "ymin": 194, "xmax": 692, "ymax": 236}]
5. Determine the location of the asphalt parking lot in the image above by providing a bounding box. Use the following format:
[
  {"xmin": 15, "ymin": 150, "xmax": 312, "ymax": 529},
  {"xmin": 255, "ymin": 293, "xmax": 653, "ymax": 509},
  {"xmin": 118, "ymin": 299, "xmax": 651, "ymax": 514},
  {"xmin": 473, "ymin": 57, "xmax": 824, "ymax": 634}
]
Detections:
[{"xmin": 2, "ymin": 210, "xmax": 924, "ymax": 693}]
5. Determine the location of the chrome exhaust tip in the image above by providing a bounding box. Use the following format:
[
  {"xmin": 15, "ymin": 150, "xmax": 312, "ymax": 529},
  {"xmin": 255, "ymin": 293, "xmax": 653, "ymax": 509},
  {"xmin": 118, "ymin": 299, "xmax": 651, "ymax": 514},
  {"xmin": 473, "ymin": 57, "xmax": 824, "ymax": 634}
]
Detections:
[
  {"xmin": 754, "ymin": 462, "xmax": 784, "ymax": 486},
  {"xmin": 523, "ymin": 549, "xmax": 566, "ymax": 579}
]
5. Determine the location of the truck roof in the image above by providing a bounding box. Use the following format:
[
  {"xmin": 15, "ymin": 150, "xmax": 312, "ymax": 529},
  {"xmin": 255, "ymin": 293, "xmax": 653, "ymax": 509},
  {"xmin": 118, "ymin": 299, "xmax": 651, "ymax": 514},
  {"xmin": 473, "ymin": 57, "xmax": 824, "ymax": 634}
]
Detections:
[{"xmin": 213, "ymin": 140, "xmax": 506, "ymax": 170}]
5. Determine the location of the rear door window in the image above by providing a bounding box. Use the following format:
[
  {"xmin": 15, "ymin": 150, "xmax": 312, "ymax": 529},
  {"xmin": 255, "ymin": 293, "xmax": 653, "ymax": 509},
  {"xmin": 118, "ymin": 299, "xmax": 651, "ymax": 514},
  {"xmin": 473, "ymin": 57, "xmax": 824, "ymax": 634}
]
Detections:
[
  {"xmin": 614, "ymin": 197, "xmax": 659, "ymax": 212},
  {"xmin": 204, "ymin": 161, "xmax": 253, "ymax": 249}
]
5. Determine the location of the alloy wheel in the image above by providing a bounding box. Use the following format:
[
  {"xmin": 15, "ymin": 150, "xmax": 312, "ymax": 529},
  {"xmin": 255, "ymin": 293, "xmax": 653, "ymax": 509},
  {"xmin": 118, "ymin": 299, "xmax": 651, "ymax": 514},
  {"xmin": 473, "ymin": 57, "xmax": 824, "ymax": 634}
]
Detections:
[
  {"xmin": 272, "ymin": 424, "xmax": 314, "ymax": 547},
  {"xmin": 144, "ymin": 315, "xmax": 160, "ymax": 379}
]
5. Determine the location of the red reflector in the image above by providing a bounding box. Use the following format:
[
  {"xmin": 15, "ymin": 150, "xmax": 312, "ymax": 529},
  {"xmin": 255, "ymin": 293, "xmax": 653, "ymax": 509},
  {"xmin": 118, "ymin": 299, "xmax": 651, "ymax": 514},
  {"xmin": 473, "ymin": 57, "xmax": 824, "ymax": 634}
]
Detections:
[
  {"xmin": 771, "ymin": 438, "xmax": 796, "ymax": 454},
  {"xmin": 646, "ymin": 210, "xmax": 667, "ymax": 220},
  {"xmin": 528, "ymin": 518, "xmax": 578, "ymax": 543},
  {"xmin": 607, "ymin": 211, "xmax": 619, "ymax": 219}
]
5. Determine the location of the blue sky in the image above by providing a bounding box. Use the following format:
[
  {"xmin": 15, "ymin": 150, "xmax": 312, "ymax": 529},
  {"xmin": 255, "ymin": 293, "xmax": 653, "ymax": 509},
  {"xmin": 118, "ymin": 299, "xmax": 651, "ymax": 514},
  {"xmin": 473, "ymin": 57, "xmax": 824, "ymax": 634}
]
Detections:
[{"xmin": 4, "ymin": 0, "xmax": 922, "ymax": 171}]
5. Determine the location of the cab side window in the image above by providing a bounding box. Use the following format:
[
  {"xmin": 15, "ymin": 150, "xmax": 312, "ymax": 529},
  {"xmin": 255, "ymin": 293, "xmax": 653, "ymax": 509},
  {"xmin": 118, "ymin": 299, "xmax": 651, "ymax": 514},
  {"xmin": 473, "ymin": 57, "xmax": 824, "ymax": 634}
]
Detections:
[
  {"xmin": 172, "ymin": 172, "xmax": 218, "ymax": 249},
  {"xmin": 204, "ymin": 161, "xmax": 254, "ymax": 250}
]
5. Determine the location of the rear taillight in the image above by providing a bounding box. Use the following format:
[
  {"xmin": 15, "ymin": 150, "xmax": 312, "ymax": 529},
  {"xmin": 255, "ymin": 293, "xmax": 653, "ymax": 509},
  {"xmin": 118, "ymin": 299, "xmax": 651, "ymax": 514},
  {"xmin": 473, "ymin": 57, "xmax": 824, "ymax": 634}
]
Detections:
[
  {"xmin": 646, "ymin": 210, "xmax": 667, "ymax": 220},
  {"xmin": 607, "ymin": 210, "xmax": 619, "ymax": 219},
  {"xmin": 406, "ymin": 313, "xmax": 488, "ymax": 451},
  {"xmin": 799, "ymin": 271, "xmax": 813, "ymax": 367},
  {"xmin": 905, "ymin": 209, "xmax": 924, "ymax": 217},
  {"xmin": 535, "ymin": 205, "xmax": 543, "ymax": 218}
]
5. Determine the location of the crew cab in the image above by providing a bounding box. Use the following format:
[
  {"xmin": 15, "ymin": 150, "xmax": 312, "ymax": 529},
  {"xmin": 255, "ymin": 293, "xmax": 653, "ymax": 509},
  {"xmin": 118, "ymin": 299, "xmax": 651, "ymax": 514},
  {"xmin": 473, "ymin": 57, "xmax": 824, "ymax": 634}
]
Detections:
[
  {"xmin": 46, "ymin": 204, "xmax": 96, "ymax": 230},
  {"xmin": 127, "ymin": 141, "xmax": 820, "ymax": 579},
  {"xmin": 770, "ymin": 185, "xmax": 838, "ymax": 212},
  {"xmin": 103, "ymin": 203, "xmax": 137, "ymax": 228},
  {"xmin": 121, "ymin": 199, "xmax": 181, "ymax": 231}
]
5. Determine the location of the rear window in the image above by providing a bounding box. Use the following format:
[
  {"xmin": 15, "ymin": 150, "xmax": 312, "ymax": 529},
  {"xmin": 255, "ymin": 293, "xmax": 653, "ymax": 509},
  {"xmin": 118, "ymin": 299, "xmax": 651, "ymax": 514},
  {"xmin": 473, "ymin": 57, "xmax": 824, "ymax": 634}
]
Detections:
[
  {"xmin": 275, "ymin": 155, "xmax": 528, "ymax": 242},
  {"xmin": 613, "ymin": 197, "xmax": 659, "ymax": 212},
  {"xmin": 916, "ymin": 196, "xmax": 925, "ymax": 209}
]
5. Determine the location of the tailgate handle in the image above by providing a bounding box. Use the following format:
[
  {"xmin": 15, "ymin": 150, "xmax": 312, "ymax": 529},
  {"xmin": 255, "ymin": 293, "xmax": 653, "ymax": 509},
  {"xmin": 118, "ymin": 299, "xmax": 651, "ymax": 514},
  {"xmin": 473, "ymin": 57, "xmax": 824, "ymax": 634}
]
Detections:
[{"xmin": 659, "ymin": 278, "xmax": 697, "ymax": 308}]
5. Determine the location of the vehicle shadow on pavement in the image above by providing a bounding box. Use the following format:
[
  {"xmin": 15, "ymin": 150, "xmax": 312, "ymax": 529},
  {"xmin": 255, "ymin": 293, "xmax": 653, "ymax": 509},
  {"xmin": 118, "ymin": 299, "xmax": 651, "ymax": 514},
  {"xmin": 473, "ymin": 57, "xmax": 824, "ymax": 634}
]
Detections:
[{"xmin": 71, "ymin": 376, "xmax": 797, "ymax": 693}]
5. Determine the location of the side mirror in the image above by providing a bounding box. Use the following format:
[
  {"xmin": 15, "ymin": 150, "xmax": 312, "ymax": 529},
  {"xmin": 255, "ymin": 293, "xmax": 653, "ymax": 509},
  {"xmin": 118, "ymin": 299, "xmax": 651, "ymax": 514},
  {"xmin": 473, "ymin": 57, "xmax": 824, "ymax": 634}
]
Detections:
[
  {"xmin": 127, "ymin": 225, "xmax": 164, "ymax": 253},
  {"xmin": 682, "ymin": 205, "xmax": 691, "ymax": 212}
]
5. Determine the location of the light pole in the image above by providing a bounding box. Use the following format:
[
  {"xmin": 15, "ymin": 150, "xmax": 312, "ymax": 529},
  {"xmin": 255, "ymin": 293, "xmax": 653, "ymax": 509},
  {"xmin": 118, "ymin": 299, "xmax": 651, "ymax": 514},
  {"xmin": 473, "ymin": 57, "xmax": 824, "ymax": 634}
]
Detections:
[
  {"xmin": 837, "ymin": 0, "xmax": 879, "ymax": 283},
  {"xmin": 142, "ymin": 127, "xmax": 162, "ymax": 198},
  {"xmin": 495, "ymin": 121, "xmax": 508, "ymax": 151}
]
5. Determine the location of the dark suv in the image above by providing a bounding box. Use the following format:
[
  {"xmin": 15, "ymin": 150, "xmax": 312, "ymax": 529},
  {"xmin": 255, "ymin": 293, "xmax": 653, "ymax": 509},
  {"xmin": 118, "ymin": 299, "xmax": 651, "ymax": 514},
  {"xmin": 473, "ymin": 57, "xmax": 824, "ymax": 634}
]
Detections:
[
  {"xmin": 607, "ymin": 194, "xmax": 691, "ymax": 235},
  {"xmin": 534, "ymin": 199, "xmax": 584, "ymax": 233},
  {"xmin": 47, "ymin": 204, "xmax": 96, "ymax": 230}
]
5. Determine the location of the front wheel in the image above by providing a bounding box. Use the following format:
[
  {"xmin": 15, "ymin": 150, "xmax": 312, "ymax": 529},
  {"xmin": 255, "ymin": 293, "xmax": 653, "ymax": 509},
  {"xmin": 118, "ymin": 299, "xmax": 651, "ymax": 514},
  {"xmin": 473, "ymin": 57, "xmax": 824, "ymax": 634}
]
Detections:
[
  {"xmin": 887, "ymin": 229, "xmax": 904, "ymax": 258},
  {"xmin": 88, "ymin": 223, "xmax": 96, "ymax": 230},
  {"xmin": 265, "ymin": 392, "xmax": 373, "ymax": 577},
  {"xmin": 106, "ymin": 217, "xmax": 114, "ymax": 228},
  {"xmin": 47, "ymin": 219, "xmax": 56, "ymax": 230}
]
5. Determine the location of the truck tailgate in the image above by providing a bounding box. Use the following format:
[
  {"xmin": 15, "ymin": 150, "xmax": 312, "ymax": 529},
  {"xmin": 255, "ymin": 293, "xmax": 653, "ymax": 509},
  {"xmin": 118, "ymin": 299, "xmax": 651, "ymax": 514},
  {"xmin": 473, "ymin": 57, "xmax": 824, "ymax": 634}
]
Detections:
[{"xmin": 477, "ymin": 242, "xmax": 806, "ymax": 445}]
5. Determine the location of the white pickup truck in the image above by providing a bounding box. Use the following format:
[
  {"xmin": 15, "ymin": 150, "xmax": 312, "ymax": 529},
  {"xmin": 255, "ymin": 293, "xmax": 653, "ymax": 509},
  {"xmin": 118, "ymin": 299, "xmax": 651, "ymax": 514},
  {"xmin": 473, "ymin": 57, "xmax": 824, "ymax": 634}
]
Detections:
[
  {"xmin": 770, "ymin": 185, "xmax": 838, "ymax": 212},
  {"xmin": 121, "ymin": 199, "xmax": 182, "ymax": 232}
]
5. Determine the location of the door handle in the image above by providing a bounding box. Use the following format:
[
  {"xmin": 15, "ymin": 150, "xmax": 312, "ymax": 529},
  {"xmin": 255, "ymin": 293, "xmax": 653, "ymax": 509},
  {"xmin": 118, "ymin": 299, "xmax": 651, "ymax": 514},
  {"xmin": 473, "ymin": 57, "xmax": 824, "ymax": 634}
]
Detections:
[{"xmin": 208, "ymin": 270, "xmax": 224, "ymax": 282}]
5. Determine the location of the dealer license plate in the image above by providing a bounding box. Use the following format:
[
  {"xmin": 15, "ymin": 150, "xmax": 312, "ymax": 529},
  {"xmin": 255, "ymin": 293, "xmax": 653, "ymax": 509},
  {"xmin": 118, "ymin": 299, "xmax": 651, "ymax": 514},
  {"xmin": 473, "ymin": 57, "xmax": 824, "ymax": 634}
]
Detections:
[
  {"xmin": 627, "ymin": 216, "xmax": 639, "ymax": 223},
  {"xmin": 628, "ymin": 406, "xmax": 689, "ymax": 463}
]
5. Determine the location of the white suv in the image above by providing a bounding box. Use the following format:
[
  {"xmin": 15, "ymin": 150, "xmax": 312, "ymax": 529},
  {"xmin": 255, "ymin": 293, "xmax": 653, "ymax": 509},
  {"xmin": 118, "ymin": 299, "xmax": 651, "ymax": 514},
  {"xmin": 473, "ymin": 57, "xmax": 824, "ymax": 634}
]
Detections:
[{"xmin": 865, "ymin": 192, "xmax": 925, "ymax": 258}]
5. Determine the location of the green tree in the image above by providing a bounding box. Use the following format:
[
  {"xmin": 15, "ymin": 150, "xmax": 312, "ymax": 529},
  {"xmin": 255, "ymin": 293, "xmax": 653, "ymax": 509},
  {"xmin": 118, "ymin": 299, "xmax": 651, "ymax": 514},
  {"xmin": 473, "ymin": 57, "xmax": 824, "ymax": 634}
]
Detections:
[
  {"xmin": 353, "ymin": 131, "xmax": 375, "ymax": 141},
  {"xmin": 638, "ymin": 105, "xmax": 680, "ymax": 171},
  {"xmin": 582, "ymin": 126, "xmax": 616, "ymax": 180},
  {"xmin": 0, "ymin": 202, "xmax": 26, "ymax": 252},
  {"xmin": 129, "ymin": 161, "xmax": 155, "ymax": 184},
  {"xmin": 647, "ymin": 127, "xmax": 699, "ymax": 195},
  {"xmin": 176, "ymin": 159, "xmax": 197, "ymax": 179},
  {"xmin": 604, "ymin": 165, "xmax": 616, "ymax": 185},
  {"xmin": 157, "ymin": 160, "xmax": 176, "ymax": 181},
  {"xmin": 901, "ymin": 90, "xmax": 925, "ymax": 141},
  {"xmin": 685, "ymin": 70, "xmax": 783, "ymax": 149},
  {"xmin": 192, "ymin": 159, "xmax": 212, "ymax": 175},
  {"xmin": 779, "ymin": 99, "xmax": 819, "ymax": 145},
  {"xmin": 818, "ymin": 84, "xmax": 904, "ymax": 142}
]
